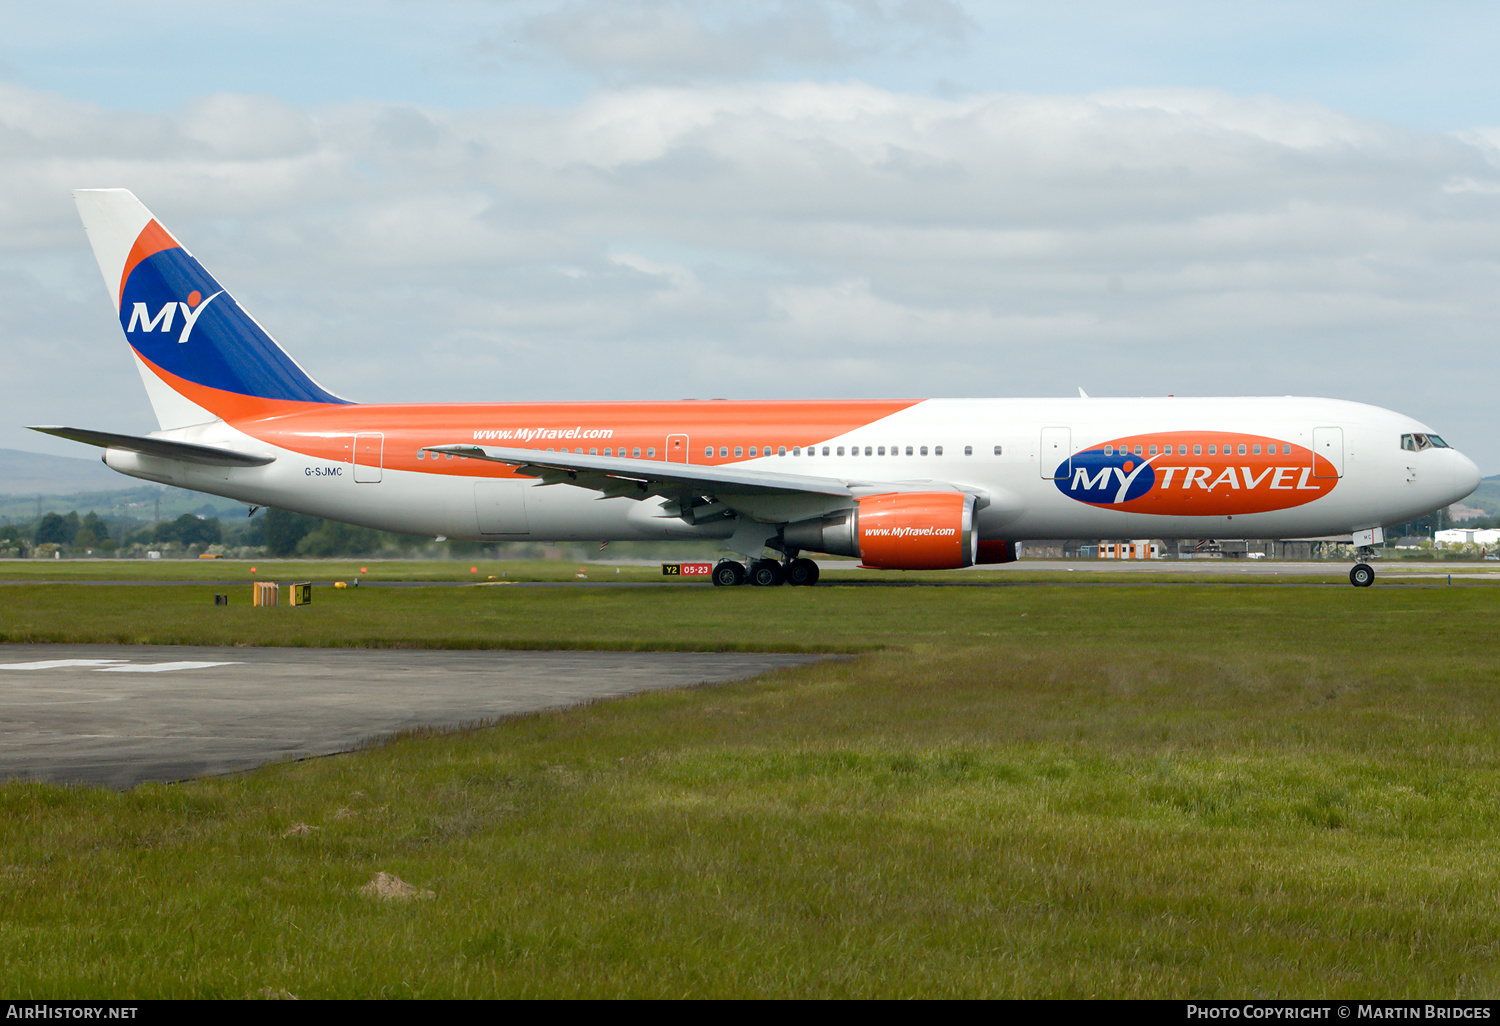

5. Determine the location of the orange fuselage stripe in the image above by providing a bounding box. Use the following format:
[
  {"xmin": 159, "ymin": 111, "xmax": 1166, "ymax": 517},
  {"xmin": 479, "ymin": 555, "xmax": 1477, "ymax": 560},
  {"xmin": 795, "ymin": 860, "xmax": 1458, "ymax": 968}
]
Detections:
[{"xmin": 138, "ymin": 354, "xmax": 921, "ymax": 478}]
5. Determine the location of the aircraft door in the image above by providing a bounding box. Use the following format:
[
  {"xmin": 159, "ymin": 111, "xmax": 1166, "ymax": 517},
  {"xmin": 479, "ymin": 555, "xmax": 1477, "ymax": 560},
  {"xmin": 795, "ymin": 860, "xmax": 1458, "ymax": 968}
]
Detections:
[
  {"xmin": 353, "ymin": 433, "xmax": 383, "ymax": 483},
  {"xmin": 667, "ymin": 434, "xmax": 689, "ymax": 463},
  {"xmin": 475, "ymin": 481, "xmax": 531, "ymax": 535},
  {"xmin": 1040, "ymin": 427, "xmax": 1072, "ymax": 480},
  {"xmin": 1312, "ymin": 427, "xmax": 1344, "ymax": 478}
]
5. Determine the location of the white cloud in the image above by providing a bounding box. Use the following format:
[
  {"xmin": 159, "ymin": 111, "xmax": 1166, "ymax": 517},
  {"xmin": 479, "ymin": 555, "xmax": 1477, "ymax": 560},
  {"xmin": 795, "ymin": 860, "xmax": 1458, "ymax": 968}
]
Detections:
[{"xmin": 4, "ymin": 79, "xmax": 1500, "ymax": 468}]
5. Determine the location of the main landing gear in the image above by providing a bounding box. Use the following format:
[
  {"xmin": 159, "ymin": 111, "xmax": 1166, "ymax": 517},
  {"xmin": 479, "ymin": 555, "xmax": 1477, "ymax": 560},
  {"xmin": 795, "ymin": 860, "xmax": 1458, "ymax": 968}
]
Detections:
[
  {"xmin": 711, "ymin": 558, "xmax": 821, "ymax": 587},
  {"xmin": 1349, "ymin": 547, "xmax": 1376, "ymax": 588}
]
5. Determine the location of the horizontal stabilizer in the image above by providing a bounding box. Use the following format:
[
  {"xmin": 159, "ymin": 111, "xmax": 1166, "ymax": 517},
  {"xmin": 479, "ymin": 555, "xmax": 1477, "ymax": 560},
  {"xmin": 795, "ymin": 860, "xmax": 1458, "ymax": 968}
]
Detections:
[{"xmin": 28, "ymin": 426, "xmax": 275, "ymax": 467}]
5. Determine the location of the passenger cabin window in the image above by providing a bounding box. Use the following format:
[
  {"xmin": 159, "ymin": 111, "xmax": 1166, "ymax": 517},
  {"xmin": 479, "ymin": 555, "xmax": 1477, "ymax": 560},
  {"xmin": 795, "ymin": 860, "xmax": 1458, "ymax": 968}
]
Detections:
[
  {"xmin": 934, "ymin": 445, "xmax": 943, "ymax": 455},
  {"xmin": 633, "ymin": 447, "xmax": 641, "ymax": 457},
  {"xmin": 735, "ymin": 447, "xmax": 743, "ymax": 457},
  {"xmin": 647, "ymin": 447, "xmax": 655, "ymax": 458},
  {"xmin": 964, "ymin": 445, "xmax": 973, "ymax": 456},
  {"xmin": 905, "ymin": 446, "xmax": 914, "ymax": 456},
  {"xmin": 778, "ymin": 447, "xmax": 787, "ymax": 456},
  {"xmin": 920, "ymin": 446, "xmax": 928, "ymax": 456},
  {"xmin": 994, "ymin": 445, "xmax": 1002, "ymax": 456}
]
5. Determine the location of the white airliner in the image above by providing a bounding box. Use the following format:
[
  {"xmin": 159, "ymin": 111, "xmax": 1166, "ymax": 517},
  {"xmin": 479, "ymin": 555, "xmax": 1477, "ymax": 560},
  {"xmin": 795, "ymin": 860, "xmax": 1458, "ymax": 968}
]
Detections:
[{"xmin": 31, "ymin": 190, "xmax": 1480, "ymax": 587}]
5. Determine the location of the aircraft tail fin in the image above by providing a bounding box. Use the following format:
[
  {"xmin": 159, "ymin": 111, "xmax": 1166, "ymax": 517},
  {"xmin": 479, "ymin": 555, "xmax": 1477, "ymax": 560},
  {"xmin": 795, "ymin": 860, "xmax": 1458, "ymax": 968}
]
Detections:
[{"xmin": 73, "ymin": 189, "xmax": 349, "ymax": 429}]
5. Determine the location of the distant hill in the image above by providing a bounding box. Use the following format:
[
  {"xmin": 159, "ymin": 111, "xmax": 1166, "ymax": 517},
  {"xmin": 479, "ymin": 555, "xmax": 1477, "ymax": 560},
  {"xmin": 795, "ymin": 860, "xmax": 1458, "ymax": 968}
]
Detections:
[
  {"xmin": 0, "ymin": 448, "xmax": 127, "ymax": 496},
  {"xmin": 1459, "ymin": 475, "xmax": 1500, "ymax": 517}
]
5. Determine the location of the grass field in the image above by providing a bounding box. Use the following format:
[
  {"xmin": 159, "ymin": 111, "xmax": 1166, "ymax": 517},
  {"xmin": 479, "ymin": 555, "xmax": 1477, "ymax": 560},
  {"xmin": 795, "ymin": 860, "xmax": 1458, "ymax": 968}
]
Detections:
[{"xmin": 0, "ymin": 567, "xmax": 1498, "ymax": 996}]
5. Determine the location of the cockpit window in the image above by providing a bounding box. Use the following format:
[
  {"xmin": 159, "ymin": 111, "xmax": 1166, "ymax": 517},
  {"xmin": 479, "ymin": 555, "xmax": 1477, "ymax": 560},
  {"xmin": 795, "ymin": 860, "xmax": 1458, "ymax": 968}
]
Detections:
[{"xmin": 1401, "ymin": 433, "xmax": 1450, "ymax": 451}]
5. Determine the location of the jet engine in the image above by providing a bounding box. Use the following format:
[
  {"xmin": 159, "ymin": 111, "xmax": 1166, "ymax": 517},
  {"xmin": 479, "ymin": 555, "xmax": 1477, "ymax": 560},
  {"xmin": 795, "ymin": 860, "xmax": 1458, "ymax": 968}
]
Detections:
[{"xmin": 782, "ymin": 492, "xmax": 978, "ymax": 570}]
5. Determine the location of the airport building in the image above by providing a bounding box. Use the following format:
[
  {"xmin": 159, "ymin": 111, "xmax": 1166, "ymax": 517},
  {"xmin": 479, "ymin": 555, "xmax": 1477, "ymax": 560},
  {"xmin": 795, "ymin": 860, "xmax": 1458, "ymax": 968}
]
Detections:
[{"xmin": 1434, "ymin": 528, "xmax": 1500, "ymax": 546}]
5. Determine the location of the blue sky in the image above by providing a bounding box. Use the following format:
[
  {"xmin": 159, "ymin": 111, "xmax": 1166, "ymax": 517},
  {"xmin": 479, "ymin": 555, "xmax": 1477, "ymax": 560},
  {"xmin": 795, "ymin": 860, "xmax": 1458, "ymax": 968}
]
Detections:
[
  {"xmin": 8, "ymin": 1, "xmax": 1500, "ymax": 128},
  {"xmin": 2, "ymin": 1, "xmax": 1499, "ymax": 471}
]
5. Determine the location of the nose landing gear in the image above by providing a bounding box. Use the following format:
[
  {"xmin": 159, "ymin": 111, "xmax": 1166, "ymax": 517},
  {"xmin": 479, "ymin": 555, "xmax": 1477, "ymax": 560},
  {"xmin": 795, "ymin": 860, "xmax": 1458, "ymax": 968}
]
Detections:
[{"xmin": 1349, "ymin": 546, "xmax": 1376, "ymax": 588}]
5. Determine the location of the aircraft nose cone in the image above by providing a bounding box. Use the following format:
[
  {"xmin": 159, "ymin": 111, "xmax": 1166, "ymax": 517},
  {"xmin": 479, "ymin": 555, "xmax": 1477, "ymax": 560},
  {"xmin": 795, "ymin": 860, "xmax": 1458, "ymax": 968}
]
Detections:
[{"xmin": 1452, "ymin": 451, "xmax": 1482, "ymax": 502}]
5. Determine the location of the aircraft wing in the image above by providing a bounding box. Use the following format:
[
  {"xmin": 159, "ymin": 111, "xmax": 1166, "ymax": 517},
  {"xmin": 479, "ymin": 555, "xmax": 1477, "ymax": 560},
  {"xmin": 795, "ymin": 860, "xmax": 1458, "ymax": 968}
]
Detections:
[
  {"xmin": 28, "ymin": 426, "xmax": 276, "ymax": 467},
  {"xmin": 425, "ymin": 444, "xmax": 969, "ymax": 523}
]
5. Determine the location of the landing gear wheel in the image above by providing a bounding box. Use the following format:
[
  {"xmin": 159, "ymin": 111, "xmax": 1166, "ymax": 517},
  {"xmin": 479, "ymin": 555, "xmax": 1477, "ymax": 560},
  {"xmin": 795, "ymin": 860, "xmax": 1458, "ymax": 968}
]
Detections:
[
  {"xmin": 785, "ymin": 558, "xmax": 820, "ymax": 587},
  {"xmin": 1349, "ymin": 563, "xmax": 1375, "ymax": 588},
  {"xmin": 712, "ymin": 560, "xmax": 746, "ymax": 587},
  {"xmin": 749, "ymin": 560, "xmax": 786, "ymax": 587}
]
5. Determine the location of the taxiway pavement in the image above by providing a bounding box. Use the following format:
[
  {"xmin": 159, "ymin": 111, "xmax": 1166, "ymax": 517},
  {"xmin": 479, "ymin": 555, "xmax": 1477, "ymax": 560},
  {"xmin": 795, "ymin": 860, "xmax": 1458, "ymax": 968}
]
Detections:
[{"xmin": 0, "ymin": 644, "xmax": 823, "ymax": 788}]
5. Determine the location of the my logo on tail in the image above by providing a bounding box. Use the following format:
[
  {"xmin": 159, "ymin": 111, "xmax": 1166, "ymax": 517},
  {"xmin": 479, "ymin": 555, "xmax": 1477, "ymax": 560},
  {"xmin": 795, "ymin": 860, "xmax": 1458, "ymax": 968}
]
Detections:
[{"xmin": 125, "ymin": 290, "xmax": 224, "ymax": 345}]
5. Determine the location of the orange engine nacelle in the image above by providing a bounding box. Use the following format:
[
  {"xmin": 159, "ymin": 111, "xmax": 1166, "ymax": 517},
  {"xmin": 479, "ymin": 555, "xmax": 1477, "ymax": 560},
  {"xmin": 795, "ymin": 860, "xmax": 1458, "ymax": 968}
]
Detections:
[{"xmin": 782, "ymin": 492, "xmax": 978, "ymax": 570}]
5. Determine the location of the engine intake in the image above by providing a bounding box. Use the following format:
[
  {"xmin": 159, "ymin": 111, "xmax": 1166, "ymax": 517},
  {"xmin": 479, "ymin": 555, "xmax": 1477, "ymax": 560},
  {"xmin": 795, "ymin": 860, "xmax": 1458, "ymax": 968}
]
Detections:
[{"xmin": 782, "ymin": 492, "xmax": 978, "ymax": 570}]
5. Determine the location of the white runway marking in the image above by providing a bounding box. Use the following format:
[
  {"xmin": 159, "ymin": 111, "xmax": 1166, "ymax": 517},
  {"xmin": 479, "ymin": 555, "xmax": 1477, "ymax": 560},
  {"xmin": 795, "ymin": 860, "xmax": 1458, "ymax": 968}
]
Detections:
[
  {"xmin": 0, "ymin": 659, "xmax": 240, "ymax": 673},
  {"xmin": 93, "ymin": 661, "xmax": 241, "ymax": 673},
  {"xmin": 0, "ymin": 659, "xmax": 130, "ymax": 670}
]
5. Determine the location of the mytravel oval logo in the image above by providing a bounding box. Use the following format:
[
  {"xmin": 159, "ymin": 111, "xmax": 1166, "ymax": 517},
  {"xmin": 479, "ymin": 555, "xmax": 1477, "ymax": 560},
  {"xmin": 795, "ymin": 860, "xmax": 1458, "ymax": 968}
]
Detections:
[{"xmin": 1054, "ymin": 433, "xmax": 1338, "ymax": 515}]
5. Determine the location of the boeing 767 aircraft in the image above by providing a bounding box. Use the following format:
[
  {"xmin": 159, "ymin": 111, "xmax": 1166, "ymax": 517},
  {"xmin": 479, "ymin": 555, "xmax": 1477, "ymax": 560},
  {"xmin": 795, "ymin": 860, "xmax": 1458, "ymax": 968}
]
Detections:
[{"xmin": 31, "ymin": 189, "xmax": 1481, "ymax": 587}]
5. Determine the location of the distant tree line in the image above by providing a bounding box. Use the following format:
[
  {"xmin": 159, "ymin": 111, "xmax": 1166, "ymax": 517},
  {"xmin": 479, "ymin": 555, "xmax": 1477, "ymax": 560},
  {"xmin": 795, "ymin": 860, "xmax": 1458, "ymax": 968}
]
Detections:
[
  {"xmin": 1, "ymin": 510, "xmax": 231, "ymax": 556},
  {"xmin": 0, "ymin": 504, "xmax": 710, "ymax": 562},
  {"xmin": 1, "ymin": 507, "xmax": 458, "ymax": 558}
]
